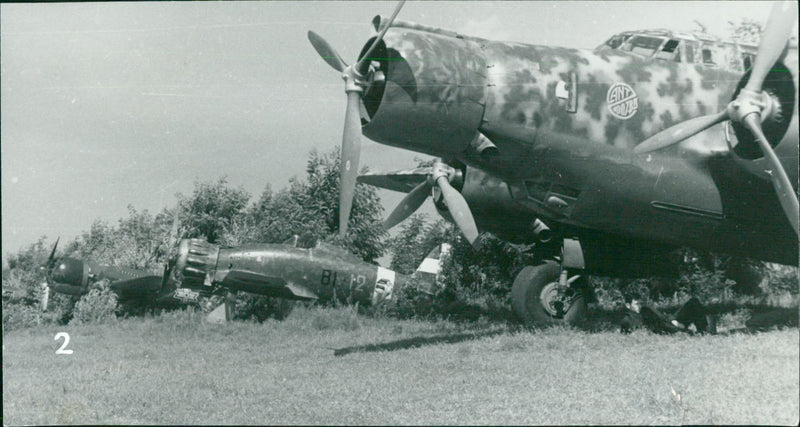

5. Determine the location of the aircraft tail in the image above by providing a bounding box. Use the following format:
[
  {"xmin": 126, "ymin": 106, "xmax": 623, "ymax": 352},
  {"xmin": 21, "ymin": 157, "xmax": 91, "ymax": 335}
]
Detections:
[{"xmin": 412, "ymin": 243, "xmax": 450, "ymax": 294}]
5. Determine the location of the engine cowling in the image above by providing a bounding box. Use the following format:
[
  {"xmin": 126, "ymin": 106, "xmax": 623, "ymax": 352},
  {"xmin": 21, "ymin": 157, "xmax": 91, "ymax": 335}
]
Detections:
[
  {"xmin": 360, "ymin": 26, "xmax": 487, "ymax": 157},
  {"xmin": 49, "ymin": 257, "xmax": 90, "ymax": 295},
  {"xmin": 435, "ymin": 165, "xmax": 537, "ymax": 244},
  {"xmin": 174, "ymin": 239, "xmax": 220, "ymax": 288}
]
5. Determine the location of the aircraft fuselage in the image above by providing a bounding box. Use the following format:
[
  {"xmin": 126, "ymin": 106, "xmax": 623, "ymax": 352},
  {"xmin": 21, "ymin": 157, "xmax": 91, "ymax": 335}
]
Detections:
[
  {"xmin": 175, "ymin": 239, "xmax": 403, "ymax": 305},
  {"xmin": 360, "ymin": 26, "xmax": 798, "ymax": 266}
]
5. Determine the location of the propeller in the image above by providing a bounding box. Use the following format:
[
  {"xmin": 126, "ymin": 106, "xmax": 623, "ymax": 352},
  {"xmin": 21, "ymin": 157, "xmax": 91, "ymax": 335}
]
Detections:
[
  {"xmin": 154, "ymin": 209, "xmax": 183, "ymax": 290},
  {"xmin": 384, "ymin": 160, "xmax": 480, "ymax": 247},
  {"xmin": 40, "ymin": 282, "xmax": 50, "ymax": 312},
  {"xmin": 308, "ymin": 0, "xmax": 406, "ymax": 237},
  {"xmin": 39, "ymin": 237, "xmax": 59, "ymax": 311},
  {"xmin": 633, "ymin": 1, "xmax": 798, "ymax": 235}
]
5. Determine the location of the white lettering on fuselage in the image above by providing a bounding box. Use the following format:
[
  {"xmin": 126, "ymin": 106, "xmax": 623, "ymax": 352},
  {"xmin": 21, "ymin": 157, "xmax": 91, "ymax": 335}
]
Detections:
[{"xmin": 606, "ymin": 82, "xmax": 639, "ymax": 120}]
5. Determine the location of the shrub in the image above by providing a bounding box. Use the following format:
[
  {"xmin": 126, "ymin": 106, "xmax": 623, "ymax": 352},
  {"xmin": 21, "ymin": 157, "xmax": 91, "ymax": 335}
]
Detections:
[
  {"xmin": 759, "ymin": 263, "xmax": 799, "ymax": 295},
  {"xmin": 69, "ymin": 282, "xmax": 118, "ymax": 325},
  {"xmin": 371, "ymin": 276, "xmax": 439, "ymax": 320},
  {"xmin": 2, "ymin": 302, "xmax": 44, "ymax": 331},
  {"xmin": 231, "ymin": 293, "xmax": 295, "ymax": 322}
]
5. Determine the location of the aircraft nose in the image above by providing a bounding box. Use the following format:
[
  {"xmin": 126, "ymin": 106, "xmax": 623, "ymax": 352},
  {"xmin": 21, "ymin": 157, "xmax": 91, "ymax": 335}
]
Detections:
[
  {"xmin": 50, "ymin": 258, "xmax": 84, "ymax": 287},
  {"xmin": 360, "ymin": 29, "xmax": 487, "ymax": 157}
]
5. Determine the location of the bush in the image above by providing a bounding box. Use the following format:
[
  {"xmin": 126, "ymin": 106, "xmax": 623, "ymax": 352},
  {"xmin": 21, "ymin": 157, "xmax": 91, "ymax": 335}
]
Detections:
[
  {"xmin": 231, "ymin": 293, "xmax": 295, "ymax": 322},
  {"xmin": 69, "ymin": 282, "xmax": 118, "ymax": 325},
  {"xmin": 370, "ymin": 277, "xmax": 439, "ymax": 320},
  {"xmin": 759, "ymin": 263, "xmax": 799, "ymax": 295},
  {"xmin": 2, "ymin": 302, "xmax": 44, "ymax": 331}
]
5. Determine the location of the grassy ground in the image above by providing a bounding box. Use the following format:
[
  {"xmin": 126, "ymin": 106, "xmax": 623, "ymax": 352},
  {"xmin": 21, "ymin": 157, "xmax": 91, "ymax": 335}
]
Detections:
[{"xmin": 3, "ymin": 306, "xmax": 798, "ymax": 425}]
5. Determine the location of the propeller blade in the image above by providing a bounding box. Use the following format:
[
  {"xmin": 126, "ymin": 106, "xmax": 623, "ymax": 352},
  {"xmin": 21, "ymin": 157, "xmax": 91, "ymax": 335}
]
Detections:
[
  {"xmin": 356, "ymin": 0, "xmax": 407, "ymax": 73},
  {"xmin": 436, "ymin": 177, "xmax": 480, "ymax": 246},
  {"xmin": 224, "ymin": 291, "xmax": 236, "ymax": 322},
  {"xmin": 41, "ymin": 282, "xmax": 50, "ymax": 312},
  {"xmin": 169, "ymin": 209, "xmax": 180, "ymax": 247},
  {"xmin": 160, "ymin": 262, "xmax": 171, "ymax": 289},
  {"xmin": 47, "ymin": 237, "xmax": 60, "ymax": 268},
  {"xmin": 742, "ymin": 114, "xmax": 799, "ymax": 235},
  {"xmin": 338, "ymin": 91, "xmax": 363, "ymax": 237},
  {"xmin": 308, "ymin": 31, "xmax": 348, "ymax": 73},
  {"xmin": 384, "ymin": 180, "xmax": 433, "ymax": 230},
  {"xmin": 743, "ymin": 1, "xmax": 798, "ymax": 94},
  {"xmin": 634, "ymin": 110, "xmax": 729, "ymax": 154}
]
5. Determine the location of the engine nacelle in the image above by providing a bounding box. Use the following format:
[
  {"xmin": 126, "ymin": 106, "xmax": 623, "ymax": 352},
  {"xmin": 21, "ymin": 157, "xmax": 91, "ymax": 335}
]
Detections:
[
  {"xmin": 174, "ymin": 239, "xmax": 220, "ymax": 288},
  {"xmin": 729, "ymin": 61, "xmax": 797, "ymax": 162},
  {"xmin": 49, "ymin": 257, "xmax": 90, "ymax": 295},
  {"xmin": 433, "ymin": 165, "xmax": 537, "ymax": 244},
  {"xmin": 360, "ymin": 27, "xmax": 487, "ymax": 157}
]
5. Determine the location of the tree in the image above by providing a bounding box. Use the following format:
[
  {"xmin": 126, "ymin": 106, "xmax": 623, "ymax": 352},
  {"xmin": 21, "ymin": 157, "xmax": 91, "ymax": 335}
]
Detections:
[
  {"xmin": 388, "ymin": 215, "xmax": 449, "ymax": 275},
  {"xmin": 177, "ymin": 177, "xmax": 250, "ymax": 244},
  {"xmin": 727, "ymin": 18, "xmax": 762, "ymax": 45},
  {"xmin": 244, "ymin": 148, "xmax": 386, "ymax": 262}
]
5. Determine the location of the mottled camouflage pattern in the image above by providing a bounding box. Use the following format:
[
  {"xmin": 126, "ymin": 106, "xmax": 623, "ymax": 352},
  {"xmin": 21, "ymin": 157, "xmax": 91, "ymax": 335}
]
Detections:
[
  {"xmin": 367, "ymin": 27, "xmax": 753, "ymax": 154},
  {"xmin": 362, "ymin": 30, "xmax": 486, "ymax": 155},
  {"xmin": 482, "ymin": 41, "xmax": 743, "ymax": 151},
  {"xmin": 362, "ymin": 25, "xmax": 798, "ymax": 265}
]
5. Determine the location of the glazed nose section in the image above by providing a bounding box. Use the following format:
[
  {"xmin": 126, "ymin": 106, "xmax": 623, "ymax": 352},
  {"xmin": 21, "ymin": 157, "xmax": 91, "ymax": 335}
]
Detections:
[
  {"xmin": 50, "ymin": 258, "xmax": 87, "ymax": 295},
  {"xmin": 361, "ymin": 29, "xmax": 487, "ymax": 157}
]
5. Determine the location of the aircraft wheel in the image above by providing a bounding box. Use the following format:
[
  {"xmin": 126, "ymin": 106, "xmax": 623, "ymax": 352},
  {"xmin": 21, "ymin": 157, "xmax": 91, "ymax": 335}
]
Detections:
[{"xmin": 511, "ymin": 261, "xmax": 586, "ymax": 325}]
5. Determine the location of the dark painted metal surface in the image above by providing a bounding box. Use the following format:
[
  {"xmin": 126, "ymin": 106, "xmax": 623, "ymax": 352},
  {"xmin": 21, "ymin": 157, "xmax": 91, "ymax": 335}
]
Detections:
[
  {"xmin": 354, "ymin": 19, "xmax": 797, "ymax": 267},
  {"xmin": 174, "ymin": 239, "xmax": 408, "ymax": 306}
]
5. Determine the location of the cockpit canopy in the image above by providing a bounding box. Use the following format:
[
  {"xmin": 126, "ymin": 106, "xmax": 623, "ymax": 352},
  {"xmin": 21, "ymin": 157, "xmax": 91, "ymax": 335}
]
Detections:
[
  {"xmin": 596, "ymin": 29, "xmax": 759, "ymax": 73},
  {"xmin": 281, "ymin": 234, "xmax": 362, "ymax": 262},
  {"xmin": 282, "ymin": 234, "xmax": 319, "ymax": 249}
]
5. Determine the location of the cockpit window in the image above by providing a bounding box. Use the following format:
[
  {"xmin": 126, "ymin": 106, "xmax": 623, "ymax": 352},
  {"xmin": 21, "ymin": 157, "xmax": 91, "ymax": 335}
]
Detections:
[
  {"xmin": 684, "ymin": 43, "xmax": 696, "ymax": 63},
  {"xmin": 621, "ymin": 35, "xmax": 666, "ymax": 56},
  {"xmin": 702, "ymin": 48, "xmax": 715, "ymax": 65},
  {"xmin": 655, "ymin": 39, "xmax": 680, "ymax": 61},
  {"xmin": 296, "ymin": 233, "xmax": 319, "ymax": 249},
  {"xmin": 604, "ymin": 34, "xmax": 630, "ymax": 49}
]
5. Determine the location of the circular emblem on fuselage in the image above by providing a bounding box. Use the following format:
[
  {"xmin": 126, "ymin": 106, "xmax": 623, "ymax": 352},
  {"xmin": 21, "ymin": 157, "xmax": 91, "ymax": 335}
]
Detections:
[{"xmin": 606, "ymin": 83, "xmax": 639, "ymax": 120}]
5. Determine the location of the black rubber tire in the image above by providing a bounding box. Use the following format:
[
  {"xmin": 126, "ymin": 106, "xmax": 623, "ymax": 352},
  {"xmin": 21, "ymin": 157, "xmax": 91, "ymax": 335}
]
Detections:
[{"xmin": 511, "ymin": 261, "xmax": 586, "ymax": 325}]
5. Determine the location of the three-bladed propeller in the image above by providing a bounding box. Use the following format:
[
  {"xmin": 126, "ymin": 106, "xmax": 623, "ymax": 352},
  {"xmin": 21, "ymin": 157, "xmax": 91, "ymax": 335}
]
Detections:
[
  {"xmin": 634, "ymin": 1, "xmax": 798, "ymax": 235},
  {"xmin": 308, "ymin": 0, "xmax": 406, "ymax": 237},
  {"xmin": 383, "ymin": 160, "xmax": 480, "ymax": 247}
]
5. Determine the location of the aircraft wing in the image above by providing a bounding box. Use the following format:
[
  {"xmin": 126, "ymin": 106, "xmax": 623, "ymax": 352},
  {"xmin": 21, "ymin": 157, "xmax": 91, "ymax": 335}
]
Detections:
[
  {"xmin": 109, "ymin": 275, "xmax": 164, "ymax": 298},
  {"xmin": 219, "ymin": 270, "xmax": 319, "ymax": 300},
  {"xmin": 357, "ymin": 167, "xmax": 429, "ymax": 193}
]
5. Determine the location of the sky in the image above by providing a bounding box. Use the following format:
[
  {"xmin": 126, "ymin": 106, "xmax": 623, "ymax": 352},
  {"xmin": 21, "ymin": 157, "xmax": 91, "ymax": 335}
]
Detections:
[{"xmin": 1, "ymin": 1, "xmax": 780, "ymax": 263}]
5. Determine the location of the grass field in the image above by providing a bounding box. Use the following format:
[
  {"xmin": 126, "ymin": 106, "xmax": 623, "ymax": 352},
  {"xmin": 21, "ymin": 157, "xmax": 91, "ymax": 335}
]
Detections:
[{"xmin": 3, "ymin": 306, "xmax": 798, "ymax": 425}]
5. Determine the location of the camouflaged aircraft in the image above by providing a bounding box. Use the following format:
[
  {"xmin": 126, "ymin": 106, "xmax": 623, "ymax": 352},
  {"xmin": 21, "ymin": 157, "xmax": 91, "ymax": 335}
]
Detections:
[
  {"xmin": 171, "ymin": 235, "xmax": 447, "ymax": 322},
  {"xmin": 308, "ymin": 1, "xmax": 799, "ymax": 325},
  {"xmin": 39, "ymin": 238, "xmax": 199, "ymax": 311},
  {"xmin": 40, "ymin": 235, "xmax": 447, "ymax": 322}
]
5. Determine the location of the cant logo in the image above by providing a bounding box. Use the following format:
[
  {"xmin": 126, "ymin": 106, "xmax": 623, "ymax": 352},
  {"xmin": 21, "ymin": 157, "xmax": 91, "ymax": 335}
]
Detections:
[{"xmin": 606, "ymin": 83, "xmax": 638, "ymax": 120}]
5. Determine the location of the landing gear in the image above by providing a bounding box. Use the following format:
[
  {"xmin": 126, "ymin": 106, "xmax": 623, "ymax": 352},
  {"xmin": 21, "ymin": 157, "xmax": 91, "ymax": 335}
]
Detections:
[
  {"xmin": 511, "ymin": 261, "xmax": 587, "ymax": 325},
  {"xmin": 272, "ymin": 298, "xmax": 295, "ymax": 321}
]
